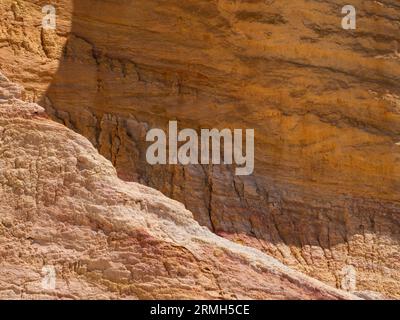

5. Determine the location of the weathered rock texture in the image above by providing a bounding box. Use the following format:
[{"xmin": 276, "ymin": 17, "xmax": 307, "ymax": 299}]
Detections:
[
  {"xmin": 0, "ymin": 72, "xmax": 360, "ymax": 299},
  {"xmin": 0, "ymin": 0, "xmax": 71, "ymax": 101},
  {"xmin": 1, "ymin": 0, "xmax": 400, "ymax": 298}
]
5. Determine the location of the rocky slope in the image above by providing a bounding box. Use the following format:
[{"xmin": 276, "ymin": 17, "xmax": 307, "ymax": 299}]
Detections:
[
  {"xmin": 0, "ymin": 72, "xmax": 360, "ymax": 299},
  {"xmin": 0, "ymin": 0, "xmax": 399, "ymax": 298}
]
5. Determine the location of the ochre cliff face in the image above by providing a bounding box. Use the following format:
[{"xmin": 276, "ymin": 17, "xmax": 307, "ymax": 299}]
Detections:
[
  {"xmin": 0, "ymin": 72, "xmax": 359, "ymax": 299},
  {"xmin": 1, "ymin": 0, "xmax": 400, "ymax": 298}
]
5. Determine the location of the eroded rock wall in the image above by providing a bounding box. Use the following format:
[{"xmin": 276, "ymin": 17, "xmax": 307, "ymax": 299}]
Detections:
[
  {"xmin": 0, "ymin": 72, "xmax": 361, "ymax": 299},
  {"xmin": 1, "ymin": 0, "xmax": 400, "ymax": 298}
]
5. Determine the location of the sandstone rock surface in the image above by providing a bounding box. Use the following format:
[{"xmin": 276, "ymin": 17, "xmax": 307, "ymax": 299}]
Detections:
[
  {"xmin": 0, "ymin": 0, "xmax": 399, "ymax": 298},
  {"xmin": 0, "ymin": 72, "xmax": 359, "ymax": 299}
]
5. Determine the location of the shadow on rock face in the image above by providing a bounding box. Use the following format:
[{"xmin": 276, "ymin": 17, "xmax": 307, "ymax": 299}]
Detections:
[{"xmin": 41, "ymin": 0, "xmax": 400, "ymax": 296}]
